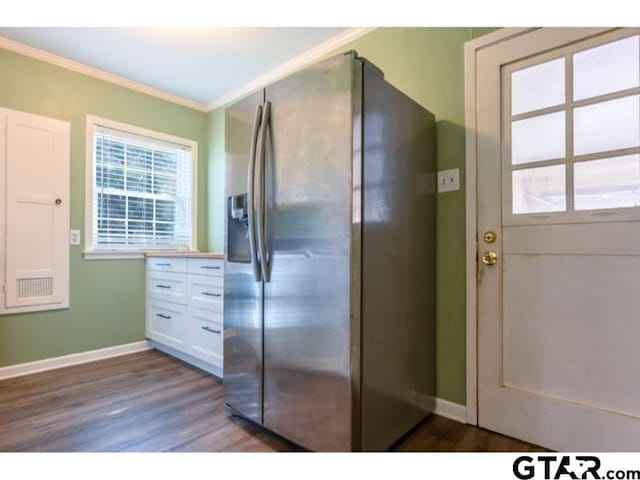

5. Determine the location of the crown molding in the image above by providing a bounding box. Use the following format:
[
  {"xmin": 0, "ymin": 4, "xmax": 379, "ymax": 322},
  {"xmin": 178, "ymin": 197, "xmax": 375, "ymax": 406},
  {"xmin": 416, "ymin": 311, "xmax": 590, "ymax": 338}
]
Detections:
[
  {"xmin": 0, "ymin": 35, "xmax": 209, "ymax": 112},
  {"xmin": 206, "ymin": 27, "xmax": 377, "ymax": 110},
  {"xmin": 0, "ymin": 28, "xmax": 377, "ymax": 114}
]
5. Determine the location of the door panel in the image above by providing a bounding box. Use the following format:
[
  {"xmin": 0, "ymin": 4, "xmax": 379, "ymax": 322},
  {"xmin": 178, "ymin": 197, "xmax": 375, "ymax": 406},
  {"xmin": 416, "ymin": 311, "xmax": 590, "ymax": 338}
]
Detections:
[
  {"xmin": 503, "ymin": 254, "xmax": 640, "ymax": 417},
  {"xmin": 262, "ymin": 53, "xmax": 356, "ymax": 451},
  {"xmin": 223, "ymin": 90, "xmax": 264, "ymax": 424},
  {"xmin": 477, "ymin": 28, "xmax": 640, "ymax": 450}
]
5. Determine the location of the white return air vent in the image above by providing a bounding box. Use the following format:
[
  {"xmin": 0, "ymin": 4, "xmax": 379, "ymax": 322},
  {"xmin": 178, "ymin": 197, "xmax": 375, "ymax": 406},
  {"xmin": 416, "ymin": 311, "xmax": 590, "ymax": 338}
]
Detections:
[{"xmin": 16, "ymin": 277, "xmax": 54, "ymax": 298}]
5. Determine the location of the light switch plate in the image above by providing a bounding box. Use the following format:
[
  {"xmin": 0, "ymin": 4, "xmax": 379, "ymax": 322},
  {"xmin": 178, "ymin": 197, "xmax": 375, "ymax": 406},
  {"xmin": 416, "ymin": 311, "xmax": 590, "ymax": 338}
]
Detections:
[
  {"xmin": 437, "ymin": 168, "xmax": 460, "ymax": 193},
  {"xmin": 70, "ymin": 229, "xmax": 81, "ymax": 246}
]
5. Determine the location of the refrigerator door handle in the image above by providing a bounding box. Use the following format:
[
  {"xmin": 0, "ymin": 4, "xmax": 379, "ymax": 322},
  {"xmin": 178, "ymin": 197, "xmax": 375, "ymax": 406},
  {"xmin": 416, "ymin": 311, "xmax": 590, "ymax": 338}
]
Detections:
[
  {"xmin": 247, "ymin": 104, "xmax": 263, "ymax": 282},
  {"xmin": 255, "ymin": 101, "xmax": 271, "ymax": 282}
]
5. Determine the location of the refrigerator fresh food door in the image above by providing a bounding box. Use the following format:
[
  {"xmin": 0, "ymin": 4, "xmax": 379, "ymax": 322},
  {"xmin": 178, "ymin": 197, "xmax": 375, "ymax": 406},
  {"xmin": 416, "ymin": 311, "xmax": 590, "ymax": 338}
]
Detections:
[
  {"xmin": 224, "ymin": 90, "xmax": 265, "ymax": 424},
  {"xmin": 261, "ymin": 53, "xmax": 359, "ymax": 451}
]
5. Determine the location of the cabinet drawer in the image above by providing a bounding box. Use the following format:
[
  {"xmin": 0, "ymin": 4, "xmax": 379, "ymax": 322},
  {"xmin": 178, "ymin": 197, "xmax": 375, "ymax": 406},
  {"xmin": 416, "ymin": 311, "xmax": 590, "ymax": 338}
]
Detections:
[
  {"xmin": 187, "ymin": 258, "xmax": 223, "ymax": 277},
  {"xmin": 188, "ymin": 275, "xmax": 223, "ymax": 313},
  {"xmin": 146, "ymin": 257, "xmax": 187, "ymax": 273},
  {"xmin": 147, "ymin": 300, "xmax": 188, "ymax": 350},
  {"xmin": 189, "ymin": 307, "xmax": 223, "ymax": 366},
  {"xmin": 147, "ymin": 271, "xmax": 187, "ymax": 304}
]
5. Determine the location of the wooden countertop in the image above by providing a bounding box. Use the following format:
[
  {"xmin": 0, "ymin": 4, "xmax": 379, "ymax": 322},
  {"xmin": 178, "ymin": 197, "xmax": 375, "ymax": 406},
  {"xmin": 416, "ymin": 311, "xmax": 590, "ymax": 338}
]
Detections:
[{"xmin": 144, "ymin": 252, "xmax": 224, "ymax": 259}]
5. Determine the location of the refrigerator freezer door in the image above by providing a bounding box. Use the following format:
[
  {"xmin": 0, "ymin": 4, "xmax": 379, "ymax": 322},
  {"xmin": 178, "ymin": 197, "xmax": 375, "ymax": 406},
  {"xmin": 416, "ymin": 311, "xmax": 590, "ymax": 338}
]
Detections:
[
  {"xmin": 224, "ymin": 90, "xmax": 265, "ymax": 424},
  {"xmin": 262, "ymin": 53, "xmax": 358, "ymax": 451}
]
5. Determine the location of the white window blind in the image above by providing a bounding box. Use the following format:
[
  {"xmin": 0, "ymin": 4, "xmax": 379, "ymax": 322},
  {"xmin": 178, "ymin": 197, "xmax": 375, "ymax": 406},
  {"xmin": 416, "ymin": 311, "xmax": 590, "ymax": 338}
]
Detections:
[{"xmin": 91, "ymin": 125, "xmax": 194, "ymax": 251}]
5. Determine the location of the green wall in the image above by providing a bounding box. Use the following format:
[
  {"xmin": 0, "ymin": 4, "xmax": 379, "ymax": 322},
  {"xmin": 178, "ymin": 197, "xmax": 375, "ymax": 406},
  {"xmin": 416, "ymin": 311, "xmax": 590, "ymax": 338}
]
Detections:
[
  {"xmin": 207, "ymin": 27, "xmax": 498, "ymax": 405},
  {"xmin": 207, "ymin": 108, "xmax": 225, "ymax": 251},
  {"xmin": 0, "ymin": 47, "xmax": 208, "ymax": 367}
]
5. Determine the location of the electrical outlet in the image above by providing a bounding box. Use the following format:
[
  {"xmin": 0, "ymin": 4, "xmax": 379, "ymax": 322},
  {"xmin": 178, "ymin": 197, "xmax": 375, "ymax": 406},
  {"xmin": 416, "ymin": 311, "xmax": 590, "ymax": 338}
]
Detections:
[
  {"xmin": 70, "ymin": 229, "xmax": 81, "ymax": 246},
  {"xmin": 437, "ymin": 168, "xmax": 460, "ymax": 193}
]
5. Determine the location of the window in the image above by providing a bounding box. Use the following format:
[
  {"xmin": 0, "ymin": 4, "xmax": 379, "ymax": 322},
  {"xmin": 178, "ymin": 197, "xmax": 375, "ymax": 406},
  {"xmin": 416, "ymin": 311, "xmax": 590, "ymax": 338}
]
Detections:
[
  {"xmin": 85, "ymin": 116, "xmax": 197, "ymax": 258},
  {"xmin": 504, "ymin": 33, "xmax": 640, "ymax": 221}
]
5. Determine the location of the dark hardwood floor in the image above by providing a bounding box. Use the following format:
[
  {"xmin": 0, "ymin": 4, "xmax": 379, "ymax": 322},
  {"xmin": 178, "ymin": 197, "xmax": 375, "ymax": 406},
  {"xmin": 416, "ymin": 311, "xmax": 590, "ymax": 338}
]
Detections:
[{"xmin": 0, "ymin": 350, "xmax": 544, "ymax": 452}]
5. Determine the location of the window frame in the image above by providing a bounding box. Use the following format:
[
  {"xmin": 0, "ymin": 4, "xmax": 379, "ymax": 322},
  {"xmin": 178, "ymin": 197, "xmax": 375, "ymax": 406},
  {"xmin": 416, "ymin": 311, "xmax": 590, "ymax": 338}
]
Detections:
[
  {"xmin": 84, "ymin": 115, "xmax": 198, "ymax": 259},
  {"xmin": 500, "ymin": 28, "xmax": 640, "ymax": 226}
]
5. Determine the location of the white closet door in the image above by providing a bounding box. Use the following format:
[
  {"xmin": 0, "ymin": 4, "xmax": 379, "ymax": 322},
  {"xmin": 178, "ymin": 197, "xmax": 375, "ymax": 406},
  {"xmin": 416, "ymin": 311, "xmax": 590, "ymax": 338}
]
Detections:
[{"xmin": 2, "ymin": 109, "xmax": 69, "ymax": 311}]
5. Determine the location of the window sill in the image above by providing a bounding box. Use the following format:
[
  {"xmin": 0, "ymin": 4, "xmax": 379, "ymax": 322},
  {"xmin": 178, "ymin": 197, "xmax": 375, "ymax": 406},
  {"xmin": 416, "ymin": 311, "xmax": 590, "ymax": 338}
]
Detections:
[
  {"xmin": 83, "ymin": 251, "xmax": 145, "ymax": 260},
  {"xmin": 82, "ymin": 249, "xmax": 199, "ymax": 260}
]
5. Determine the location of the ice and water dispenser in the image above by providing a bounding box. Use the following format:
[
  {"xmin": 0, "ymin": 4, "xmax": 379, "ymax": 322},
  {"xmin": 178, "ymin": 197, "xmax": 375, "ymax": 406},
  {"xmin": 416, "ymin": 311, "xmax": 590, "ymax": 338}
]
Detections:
[{"xmin": 227, "ymin": 193, "xmax": 251, "ymax": 263}]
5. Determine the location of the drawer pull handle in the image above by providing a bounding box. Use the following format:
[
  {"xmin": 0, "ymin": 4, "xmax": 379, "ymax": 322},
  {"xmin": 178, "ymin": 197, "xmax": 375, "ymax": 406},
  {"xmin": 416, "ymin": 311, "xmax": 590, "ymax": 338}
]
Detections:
[
  {"xmin": 200, "ymin": 265, "xmax": 221, "ymax": 270},
  {"xmin": 156, "ymin": 313, "xmax": 172, "ymax": 319},
  {"xmin": 156, "ymin": 284, "xmax": 171, "ymax": 289},
  {"xmin": 156, "ymin": 263, "xmax": 171, "ymax": 266},
  {"xmin": 201, "ymin": 291, "xmax": 221, "ymax": 297},
  {"xmin": 201, "ymin": 326, "xmax": 221, "ymax": 334}
]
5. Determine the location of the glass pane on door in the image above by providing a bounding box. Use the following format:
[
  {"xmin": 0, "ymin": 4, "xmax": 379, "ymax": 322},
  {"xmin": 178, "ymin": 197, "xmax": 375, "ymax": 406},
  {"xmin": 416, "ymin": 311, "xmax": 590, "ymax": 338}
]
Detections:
[
  {"xmin": 513, "ymin": 164, "xmax": 566, "ymax": 214},
  {"xmin": 574, "ymin": 155, "xmax": 640, "ymax": 210},
  {"xmin": 511, "ymin": 111, "xmax": 565, "ymax": 164},
  {"xmin": 573, "ymin": 95, "xmax": 640, "ymax": 156},
  {"xmin": 573, "ymin": 35, "xmax": 640, "ymax": 101},
  {"xmin": 511, "ymin": 58, "xmax": 565, "ymax": 115}
]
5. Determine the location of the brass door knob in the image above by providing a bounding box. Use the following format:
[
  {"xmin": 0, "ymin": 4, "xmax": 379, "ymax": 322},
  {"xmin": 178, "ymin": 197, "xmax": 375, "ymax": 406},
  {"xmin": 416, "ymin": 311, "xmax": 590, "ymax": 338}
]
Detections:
[
  {"xmin": 483, "ymin": 231, "xmax": 497, "ymax": 243},
  {"xmin": 481, "ymin": 251, "xmax": 498, "ymax": 265}
]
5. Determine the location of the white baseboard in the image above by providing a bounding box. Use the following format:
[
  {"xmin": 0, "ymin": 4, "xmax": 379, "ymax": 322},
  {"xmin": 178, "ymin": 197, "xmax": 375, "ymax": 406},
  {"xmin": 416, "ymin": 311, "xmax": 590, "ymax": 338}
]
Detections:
[
  {"xmin": 434, "ymin": 397, "xmax": 467, "ymax": 424},
  {"xmin": 0, "ymin": 340, "xmax": 152, "ymax": 381}
]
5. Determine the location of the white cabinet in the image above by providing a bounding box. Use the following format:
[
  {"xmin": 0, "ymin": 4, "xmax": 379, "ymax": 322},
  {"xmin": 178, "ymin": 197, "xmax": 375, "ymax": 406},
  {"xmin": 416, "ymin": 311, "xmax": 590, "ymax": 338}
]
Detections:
[
  {"xmin": 187, "ymin": 274, "xmax": 223, "ymax": 312},
  {"xmin": 145, "ymin": 255, "xmax": 223, "ymax": 378},
  {"xmin": 147, "ymin": 271, "xmax": 188, "ymax": 304},
  {"xmin": 0, "ymin": 108, "xmax": 70, "ymax": 314},
  {"xmin": 188, "ymin": 307, "xmax": 223, "ymax": 366},
  {"xmin": 147, "ymin": 300, "xmax": 188, "ymax": 350}
]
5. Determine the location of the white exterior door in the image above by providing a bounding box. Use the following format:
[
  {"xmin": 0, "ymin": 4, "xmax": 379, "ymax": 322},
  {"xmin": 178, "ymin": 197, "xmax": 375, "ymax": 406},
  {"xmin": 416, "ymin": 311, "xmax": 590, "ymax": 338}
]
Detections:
[
  {"xmin": 476, "ymin": 28, "xmax": 640, "ymax": 450},
  {"xmin": 0, "ymin": 108, "xmax": 70, "ymax": 312}
]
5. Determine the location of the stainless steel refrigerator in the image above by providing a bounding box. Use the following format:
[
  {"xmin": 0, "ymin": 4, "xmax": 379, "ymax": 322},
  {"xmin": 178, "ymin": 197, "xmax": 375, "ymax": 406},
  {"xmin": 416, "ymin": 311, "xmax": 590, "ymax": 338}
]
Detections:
[{"xmin": 223, "ymin": 51, "xmax": 436, "ymax": 451}]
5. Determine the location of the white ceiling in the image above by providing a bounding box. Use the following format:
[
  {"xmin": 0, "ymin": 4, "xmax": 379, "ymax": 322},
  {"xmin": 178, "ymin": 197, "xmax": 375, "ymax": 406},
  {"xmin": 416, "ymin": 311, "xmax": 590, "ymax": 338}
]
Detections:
[{"xmin": 0, "ymin": 27, "xmax": 354, "ymax": 109}]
